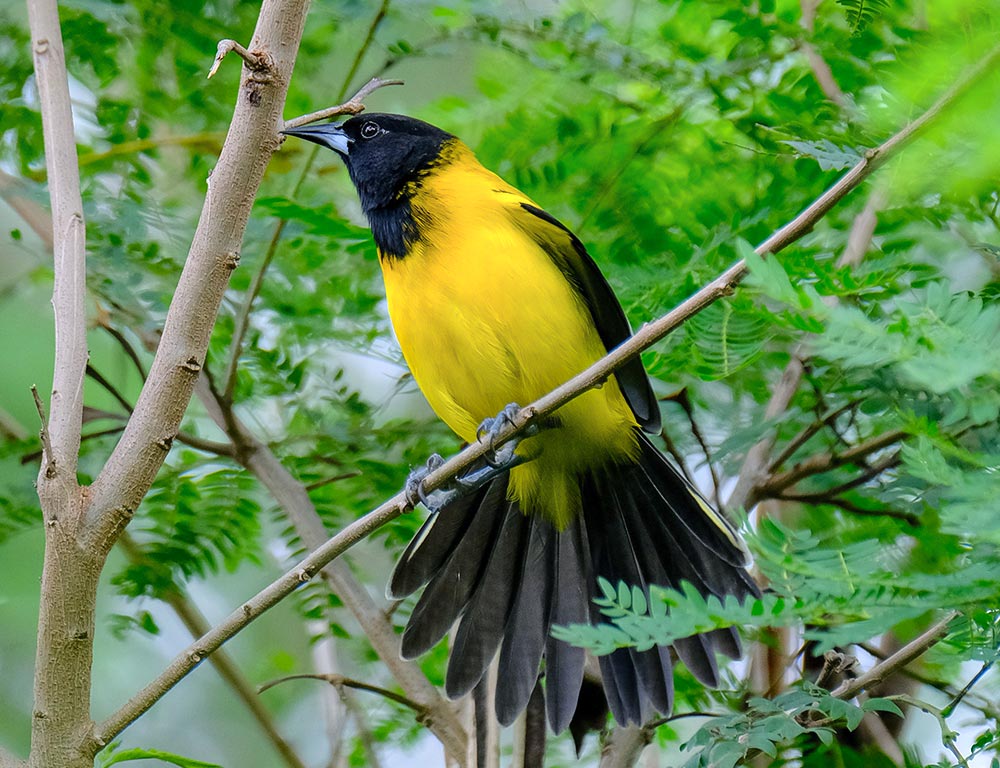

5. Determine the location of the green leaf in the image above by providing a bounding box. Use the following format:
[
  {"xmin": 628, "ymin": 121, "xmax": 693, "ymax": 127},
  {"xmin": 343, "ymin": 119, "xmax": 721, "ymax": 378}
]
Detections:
[{"xmin": 781, "ymin": 139, "xmax": 864, "ymax": 171}]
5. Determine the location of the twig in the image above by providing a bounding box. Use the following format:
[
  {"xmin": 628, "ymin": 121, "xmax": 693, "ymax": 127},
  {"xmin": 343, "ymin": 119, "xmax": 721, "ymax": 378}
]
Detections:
[
  {"xmin": 942, "ymin": 658, "xmax": 997, "ymax": 718},
  {"xmin": 193, "ymin": 374, "xmax": 469, "ymax": 762},
  {"xmin": 260, "ymin": 673, "xmax": 428, "ymax": 717},
  {"xmin": 304, "ymin": 471, "xmax": 362, "ymax": 491},
  {"xmin": 86, "ymin": 364, "xmax": 134, "ymax": 414},
  {"xmin": 831, "ymin": 612, "xmax": 959, "ymax": 701},
  {"xmin": 337, "ymin": 0, "xmax": 393, "ymax": 104},
  {"xmin": 0, "ymin": 405, "xmax": 28, "ymax": 441},
  {"xmin": 339, "ymin": 689, "xmax": 385, "ymax": 768},
  {"xmin": 762, "ymin": 430, "xmax": 906, "ymax": 496},
  {"xmin": 799, "ymin": 0, "xmax": 847, "ymax": 107},
  {"xmin": 31, "ymin": 386, "xmax": 55, "ymax": 479},
  {"xmin": 643, "ymin": 711, "xmax": 723, "ymax": 730},
  {"xmin": 207, "ymin": 39, "xmax": 271, "ymax": 79},
  {"xmin": 890, "ymin": 694, "xmax": 970, "ymax": 768},
  {"xmin": 96, "ymin": 39, "xmax": 1000, "ymax": 758},
  {"xmin": 777, "ymin": 493, "xmax": 918, "ymax": 526},
  {"xmin": 222, "ymin": 220, "xmax": 288, "ymax": 403},
  {"xmin": 727, "ymin": 353, "xmax": 806, "ymax": 512},
  {"xmin": 282, "ymin": 76, "xmax": 404, "ymax": 130},
  {"xmin": 658, "ymin": 426, "xmax": 695, "ymax": 484},
  {"xmin": 99, "ymin": 323, "xmax": 148, "ymax": 378},
  {"xmin": 663, "ymin": 389, "xmax": 722, "ymax": 505},
  {"xmin": 767, "ymin": 400, "xmax": 859, "ymax": 474}
]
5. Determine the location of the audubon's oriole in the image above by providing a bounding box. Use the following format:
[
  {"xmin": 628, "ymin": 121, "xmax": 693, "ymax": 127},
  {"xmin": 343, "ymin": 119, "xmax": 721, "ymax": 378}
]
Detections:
[{"xmin": 283, "ymin": 113, "xmax": 759, "ymax": 733}]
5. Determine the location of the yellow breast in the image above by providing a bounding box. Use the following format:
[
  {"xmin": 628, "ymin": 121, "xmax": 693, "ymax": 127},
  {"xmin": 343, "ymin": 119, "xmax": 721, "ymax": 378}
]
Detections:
[{"xmin": 379, "ymin": 145, "xmax": 639, "ymax": 526}]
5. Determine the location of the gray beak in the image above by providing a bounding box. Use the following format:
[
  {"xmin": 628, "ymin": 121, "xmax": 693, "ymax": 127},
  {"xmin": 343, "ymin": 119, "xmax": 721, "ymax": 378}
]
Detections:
[{"xmin": 281, "ymin": 122, "xmax": 350, "ymax": 155}]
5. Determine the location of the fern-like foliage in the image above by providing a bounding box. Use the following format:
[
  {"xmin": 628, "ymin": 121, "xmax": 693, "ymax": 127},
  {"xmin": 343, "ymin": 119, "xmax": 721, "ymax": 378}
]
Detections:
[
  {"xmin": 680, "ymin": 684, "xmax": 902, "ymax": 768},
  {"xmin": 553, "ymin": 520, "xmax": 1000, "ymax": 658},
  {"xmin": 836, "ymin": 0, "xmax": 890, "ymax": 35}
]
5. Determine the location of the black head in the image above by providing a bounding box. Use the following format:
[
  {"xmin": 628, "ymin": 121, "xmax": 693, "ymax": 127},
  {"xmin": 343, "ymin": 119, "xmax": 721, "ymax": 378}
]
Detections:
[{"xmin": 283, "ymin": 113, "xmax": 453, "ymax": 258}]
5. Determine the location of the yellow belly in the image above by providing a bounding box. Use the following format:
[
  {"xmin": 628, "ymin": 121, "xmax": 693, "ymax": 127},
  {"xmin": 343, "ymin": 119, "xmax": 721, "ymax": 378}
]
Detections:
[{"xmin": 380, "ymin": 173, "xmax": 639, "ymax": 527}]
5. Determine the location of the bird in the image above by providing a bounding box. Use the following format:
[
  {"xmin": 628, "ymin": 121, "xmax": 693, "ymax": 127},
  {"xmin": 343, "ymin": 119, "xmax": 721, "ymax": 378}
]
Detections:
[{"xmin": 282, "ymin": 113, "xmax": 759, "ymax": 734}]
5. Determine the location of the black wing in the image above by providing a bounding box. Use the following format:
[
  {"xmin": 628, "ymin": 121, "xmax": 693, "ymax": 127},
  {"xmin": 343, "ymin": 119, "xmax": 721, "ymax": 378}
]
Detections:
[{"xmin": 509, "ymin": 202, "xmax": 661, "ymax": 432}]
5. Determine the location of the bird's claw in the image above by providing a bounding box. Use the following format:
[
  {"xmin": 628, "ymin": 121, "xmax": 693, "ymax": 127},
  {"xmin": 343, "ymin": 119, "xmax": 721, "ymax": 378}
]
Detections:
[
  {"xmin": 405, "ymin": 453, "xmax": 447, "ymax": 509},
  {"xmin": 405, "ymin": 404, "xmax": 541, "ymax": 512},
  {"xmin": 475, "ymin": 402, "xmax": 538, "ymax": 468}
]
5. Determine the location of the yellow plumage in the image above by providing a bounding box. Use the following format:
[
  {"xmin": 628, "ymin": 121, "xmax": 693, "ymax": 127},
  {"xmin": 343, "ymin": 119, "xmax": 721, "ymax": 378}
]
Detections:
[{"xmin": 379, "ymin": 141, "xmax": 639, "ymax": 527}]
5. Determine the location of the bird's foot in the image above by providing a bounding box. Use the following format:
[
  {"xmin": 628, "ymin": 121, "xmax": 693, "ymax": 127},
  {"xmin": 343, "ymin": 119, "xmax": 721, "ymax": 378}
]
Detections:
[
  {"xmin": 404, "ymin": 453, "xmax": 450, "ymax": 510},
  {"xmin": 404, "ymin": 404, "xmax": 540, "ymax": 512},
  {"xmin": 476, "ymin": 402, "xmax": 538, "ymax": 469}
]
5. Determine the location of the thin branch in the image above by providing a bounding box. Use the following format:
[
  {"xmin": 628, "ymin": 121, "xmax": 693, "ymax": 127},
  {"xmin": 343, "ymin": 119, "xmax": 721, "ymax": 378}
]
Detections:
[
  {"xmin": 767, "ymin": 400, "xmax": 859, "ymax": 474},
  {"xmin": 799, "ymin": 0, "xmax": 847, "ymax": 107},
  {"xmin": 727, "ymin": 352, "xmax": 806, "ymax": 512},
  {"xmin": 95, "ymin": 40, "xmax": 1000, "ymax": 757},
  {"xmin": 942, "ymin": 658, "xmax": 997, "ymax": 718},
  {"xmin": 761, "ymin": 430, "xmax": 906, "ymax": 496},
  {"xmin": 644, "ymin": 711, "xmax": 724, "ymax": 732},
  {"xmin": 776, "ymin": 493, "xmax": 918, "ymax": 526},
  {"xmin": 337, "ymin": 0, "xmax": 393, "ymax": 104},
  {"xmin": 117, "ymin": 533, "xmax": 308, "ymax": 768},
  {"xmin": 304, "ymin": 471, "xmax": 362, "ymax": 491},
  {"xmin": 260, "ymin": 673, "xmax": 427, "ymax": 717},
  {"xmin": 30, "ymin": 386, "xmax": 54, "ymax": 479},
  {"xmin": 663, "ymin": 389, "xmax": 722, "ymax": 505},
  {"xmin": 0, "ymin": 405, "xmax": 28, "ymax": 441},
  {"xmin": 98, "ymin": 322, "xmax": 148, "ymax": 378},
  {"xmin": 222, "ymin": 220, "xmax": 288, "ymax": 403},
  {"xmin": 193, "ymin": 374, "xmax": 468, "ymax": 762},
  {"xmin": 858, "ymin": 642, "xmax": 1000, "ymax": 720},
  {"xmin": 282, "ymin": 76, "xmax": 404, "ymax": 130},
  {"xmin": 831, "ymin": 612, "xmax": 959, "ymax": 701},
  {"xmin": 207, "ymin": 39, "xmax": 271, "ymax": 80},
  {"xmin": 86, "ymin": 364, "xmax": 134, "ymax": 414},
  {"xmin": 339, "ymin": 689, "xmax": 385, "ymax": 768},
  {"xmin": 29, "ymin": 0, "xmax": 88, "ymax": 481}
]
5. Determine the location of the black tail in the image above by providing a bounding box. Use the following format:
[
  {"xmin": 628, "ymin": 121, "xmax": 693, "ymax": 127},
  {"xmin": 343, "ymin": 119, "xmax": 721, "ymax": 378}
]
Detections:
[{"xmin": 387, "ymin": 432, "xmax": 759, "ymax": 732}]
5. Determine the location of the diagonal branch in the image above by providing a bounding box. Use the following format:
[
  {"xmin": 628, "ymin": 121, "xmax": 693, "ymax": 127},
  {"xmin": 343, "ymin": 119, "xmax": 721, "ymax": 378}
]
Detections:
[
  {"xmin": 831, "ymin": 612, "xmax": 959, "ymax": 701},
  {"xmin": 94, "ymin": 42, "xmax": 1000, "ymax": 756}
]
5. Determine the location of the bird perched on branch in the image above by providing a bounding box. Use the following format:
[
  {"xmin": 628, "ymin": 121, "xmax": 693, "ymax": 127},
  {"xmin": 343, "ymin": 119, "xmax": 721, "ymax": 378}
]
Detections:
[{"xmin": 283, "ymin": 113, "xmax": 759, "ymax": 733}]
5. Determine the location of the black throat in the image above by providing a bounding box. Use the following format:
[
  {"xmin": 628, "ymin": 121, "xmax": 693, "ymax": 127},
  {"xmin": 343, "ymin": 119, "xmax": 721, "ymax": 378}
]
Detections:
[
  {"xmin": 346, "ymin": 137, "xmax": 452, "ymax": 261},
  {"xmin": 359, "ymin": 195, "xmax": 420, "ymax": 261}
]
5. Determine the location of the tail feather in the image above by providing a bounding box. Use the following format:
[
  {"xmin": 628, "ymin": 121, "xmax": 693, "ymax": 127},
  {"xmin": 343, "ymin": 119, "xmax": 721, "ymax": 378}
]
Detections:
[
  {"xmin": 389, "ymin": 429, "xmax": 759, "ymax": 732},
  {"xmin": 400, "ymin": 479, "xmax": 509, "ymax": 659},
  {"xmin": 589, "ymin": 477, "xmax": 679, "ymax": 716},
  {"xmin": 446, "ymin": 500, "xmax": 528, "ymax": 698},
  {"xmin": 544, "ymin": 518, "xmax": 589, "ymax": 733},
  {"xmin": 388, "ymin": 477, "xmax": 496, "ymax": 599},
  {"xmin": 495, "ymin": 518, "xmax": 555, "ymax": 725},
  {"xmin": 619, "ymin": 476, "xmax": 722, "ymax": 686},
  {"xmin": 636, "ymin": 433, "xmax": 749, "ymax": 568}
]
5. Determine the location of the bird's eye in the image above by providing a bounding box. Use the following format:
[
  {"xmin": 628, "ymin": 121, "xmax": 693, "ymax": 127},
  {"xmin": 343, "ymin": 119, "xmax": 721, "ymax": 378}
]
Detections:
[{"xmin": 360, "ymin": 121, "xmax": 380, "ymax": 139}]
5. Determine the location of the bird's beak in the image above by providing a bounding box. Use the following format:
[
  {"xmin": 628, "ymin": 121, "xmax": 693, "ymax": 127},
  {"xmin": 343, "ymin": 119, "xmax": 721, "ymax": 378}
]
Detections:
[{"xmin": 281, "ymin": 122, "xmax": 350, "ymax": 156}]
